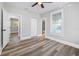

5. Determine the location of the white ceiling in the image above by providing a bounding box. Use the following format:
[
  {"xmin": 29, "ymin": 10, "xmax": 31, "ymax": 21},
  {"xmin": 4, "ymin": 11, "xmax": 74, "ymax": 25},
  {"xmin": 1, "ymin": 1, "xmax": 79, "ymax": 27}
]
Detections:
[{"xmin": 4, "ymin": 2, "xmax": 68, "ymax": 14}]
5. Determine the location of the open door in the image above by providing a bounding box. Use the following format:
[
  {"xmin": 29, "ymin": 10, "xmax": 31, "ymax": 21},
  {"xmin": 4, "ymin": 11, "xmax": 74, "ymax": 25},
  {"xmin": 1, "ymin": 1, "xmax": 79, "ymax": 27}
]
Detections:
[{"xmin": 1, "ymin": 9, "xmax": 10, "ymax": 48}]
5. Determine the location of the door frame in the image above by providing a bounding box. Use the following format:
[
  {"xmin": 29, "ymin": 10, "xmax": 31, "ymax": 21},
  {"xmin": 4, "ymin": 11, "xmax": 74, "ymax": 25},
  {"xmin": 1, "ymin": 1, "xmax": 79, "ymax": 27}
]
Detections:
[
  {"xmin": 0, "ymin": 9, "xmax": 3, "ymax": 55},
  {"xmin": 9, "ymin": 15, "xmax": 22, "ymax": 40},
  {"xmin": 1, "ymin": 9, "xmax": 3, "ymax": 48}
]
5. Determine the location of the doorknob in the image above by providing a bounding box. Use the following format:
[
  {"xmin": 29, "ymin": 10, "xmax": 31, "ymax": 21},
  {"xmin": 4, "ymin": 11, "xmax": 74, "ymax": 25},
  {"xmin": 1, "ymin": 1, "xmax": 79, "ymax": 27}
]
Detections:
[{"xmin": 2, "ymin": 29, "xmax": 6, "ymax": 31}]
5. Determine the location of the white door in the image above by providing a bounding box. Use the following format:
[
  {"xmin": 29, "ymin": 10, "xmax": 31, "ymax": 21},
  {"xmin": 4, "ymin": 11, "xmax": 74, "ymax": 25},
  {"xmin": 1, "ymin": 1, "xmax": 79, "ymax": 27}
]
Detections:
[
  {"xmin": 31, "ymin": 19, "xmax": 37, "ymax": 36},
  {"xmin": 2, "ymin": 9, "xmax": 10, "ymax": 48}
]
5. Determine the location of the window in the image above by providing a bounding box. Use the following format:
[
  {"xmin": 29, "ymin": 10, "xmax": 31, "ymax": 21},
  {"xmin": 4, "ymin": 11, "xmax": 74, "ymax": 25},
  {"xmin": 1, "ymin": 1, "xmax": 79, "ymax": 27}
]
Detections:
[{"xmin": 50, "ymin": 9, "xmax": 64, "ymax": 34}]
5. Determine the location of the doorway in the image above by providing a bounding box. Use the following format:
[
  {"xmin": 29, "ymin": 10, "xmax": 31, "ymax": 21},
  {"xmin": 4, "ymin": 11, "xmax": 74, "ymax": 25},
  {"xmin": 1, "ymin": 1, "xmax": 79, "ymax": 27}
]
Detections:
[
  {"xmin": 9, "ymin": 18, "xmax": 20, "ymax": 44},
  {"xmin": 42, "ymin": 20, "xmax": 45, "ymax": 34}
]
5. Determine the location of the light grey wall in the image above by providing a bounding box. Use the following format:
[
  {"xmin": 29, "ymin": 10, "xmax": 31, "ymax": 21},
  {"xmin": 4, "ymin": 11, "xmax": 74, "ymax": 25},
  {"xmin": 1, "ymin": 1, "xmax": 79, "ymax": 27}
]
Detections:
[
  {"xmin": 37, "ymin": 18, "xmax": 42, "ymax": 35},
  {"xmin": 22, "ymin": 15, "xmax": 41, "ymax": 38},
  {"xmin": 21, "ymin": 15, "xmax": 31, "ymax": 37},
  {"xmin": 64, "ymin": 2, "xmax": 79, "ymax": 44},
  {"xmin": 41, "ymin": 2, "xmax": 79, "ymax": 45}
]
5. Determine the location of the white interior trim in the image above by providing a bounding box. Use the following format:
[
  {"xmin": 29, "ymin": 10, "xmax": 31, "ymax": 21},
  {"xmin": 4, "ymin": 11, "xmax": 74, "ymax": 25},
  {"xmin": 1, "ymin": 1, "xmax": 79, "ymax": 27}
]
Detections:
[
  {"xmin": 46, "ymin": 36, "xmax": 79, "ymax": 49},
  {"xmin": 21, "ymin": 34, "xmax": 42, "ymax": 40},
  {"xmin": 21, "ymin": 36, "xmax": 31, "ymax": 40}
]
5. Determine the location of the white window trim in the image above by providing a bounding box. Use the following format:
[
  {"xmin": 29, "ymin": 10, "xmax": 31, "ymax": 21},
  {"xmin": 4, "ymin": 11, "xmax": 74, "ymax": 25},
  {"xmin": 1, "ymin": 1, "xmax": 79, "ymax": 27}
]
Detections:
[{"xmin": 50, "ymin": 9, "xmax": 64, "ymax": 36}]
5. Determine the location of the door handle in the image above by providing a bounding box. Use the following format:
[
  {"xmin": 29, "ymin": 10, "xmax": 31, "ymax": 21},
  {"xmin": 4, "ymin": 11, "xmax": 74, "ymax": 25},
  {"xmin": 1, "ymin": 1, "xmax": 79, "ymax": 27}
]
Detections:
[{"xmin": 2, "ymin": 29, "xmax": 6, "ymax": 31}]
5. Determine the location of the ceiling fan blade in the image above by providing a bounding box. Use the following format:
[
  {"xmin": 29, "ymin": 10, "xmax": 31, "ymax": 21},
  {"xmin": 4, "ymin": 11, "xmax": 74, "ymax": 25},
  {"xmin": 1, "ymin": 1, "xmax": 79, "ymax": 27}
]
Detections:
[
  {"xmin": 41, "ymin": 4, "xmax": 44, "ymax": 8},
  {"xmin": 32, "ymin": 2, "xmax": 38, "ymax": 7}
]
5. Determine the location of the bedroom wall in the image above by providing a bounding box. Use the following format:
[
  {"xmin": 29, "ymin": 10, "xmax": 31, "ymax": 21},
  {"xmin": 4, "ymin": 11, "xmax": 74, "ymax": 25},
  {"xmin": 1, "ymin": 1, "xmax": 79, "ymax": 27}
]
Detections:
[
  {"xmin": 64, "ymin": 2, "xmax": 79, "ymax": 44},
  {"xmin": 41, "ymin": 2, "xmax": 79, "ymax": 45},
  {"xmin": 3, "ymin": 3, "xmax": 42, "ymax": 40}
]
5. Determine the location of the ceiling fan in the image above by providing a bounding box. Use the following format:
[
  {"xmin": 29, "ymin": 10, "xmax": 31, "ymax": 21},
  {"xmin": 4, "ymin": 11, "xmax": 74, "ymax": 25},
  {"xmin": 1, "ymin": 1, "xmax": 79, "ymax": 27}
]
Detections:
[{"xmin": 32, "ymin": 2, "xmax": 52, "ymax": 8}]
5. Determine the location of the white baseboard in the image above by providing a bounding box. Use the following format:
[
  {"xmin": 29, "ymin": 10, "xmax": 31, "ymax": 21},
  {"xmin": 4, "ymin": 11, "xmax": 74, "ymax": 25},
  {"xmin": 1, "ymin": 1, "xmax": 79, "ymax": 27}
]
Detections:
[
  {"xmin": 46, "ymin": 36, "xmax": 79, "ymax": 49},
  {"xmin": 37, "ymin": 34, "xmax": 42, "ymax": 36},
  {"xmin": 21, "ymin": 36, "xmax": 31, "ymax": 40},
  {"xmin": 21, "ymin": 34, "xmax": 42, "ymax": 40},
  {"xmin": 17, "ymin": 35, "xmax": 79, "ymax": 49}
]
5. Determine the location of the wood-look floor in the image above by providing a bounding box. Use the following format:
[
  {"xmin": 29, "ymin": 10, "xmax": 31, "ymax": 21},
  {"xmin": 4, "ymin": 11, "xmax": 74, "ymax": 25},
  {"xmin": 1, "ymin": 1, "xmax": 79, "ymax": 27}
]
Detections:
[{"xmin": 1, "ymin": 37, "xmax": 79, "ymax": 56}]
